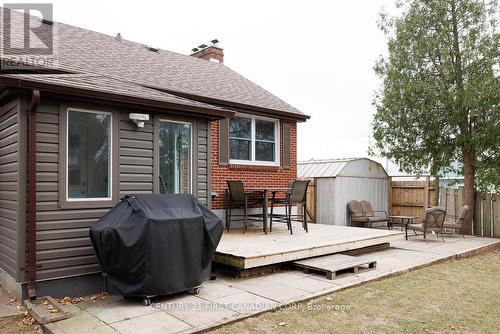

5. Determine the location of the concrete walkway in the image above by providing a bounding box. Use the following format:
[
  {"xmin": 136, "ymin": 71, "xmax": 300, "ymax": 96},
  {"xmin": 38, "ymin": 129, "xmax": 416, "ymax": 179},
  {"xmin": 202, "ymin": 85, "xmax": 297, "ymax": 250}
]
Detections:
[
  {"xmin": 44, "ymin": 235, "xmax": 500, "ymax": 334},
  {"xmin": 0, "ymin": 287, "xmax": 23, "ymax": 319}
]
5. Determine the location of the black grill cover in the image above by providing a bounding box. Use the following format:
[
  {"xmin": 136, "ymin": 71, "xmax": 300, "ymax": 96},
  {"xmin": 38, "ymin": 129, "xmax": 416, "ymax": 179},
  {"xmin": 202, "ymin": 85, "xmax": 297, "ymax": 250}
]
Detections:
[{"xmin": 89, "ymin": 194, "xmax": 223, "ymax": 297}]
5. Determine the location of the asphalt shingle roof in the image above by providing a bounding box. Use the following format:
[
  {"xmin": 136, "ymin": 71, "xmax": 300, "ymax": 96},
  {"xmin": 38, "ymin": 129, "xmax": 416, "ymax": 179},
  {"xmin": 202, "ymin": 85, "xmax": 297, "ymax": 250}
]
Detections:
[
  {"xmin": 0, "ymin": 8, "xmax": 308, "ymax": 120},
  {"xmin": 1, "ymin": 73, "xmax": 231, "ymax": 112}
]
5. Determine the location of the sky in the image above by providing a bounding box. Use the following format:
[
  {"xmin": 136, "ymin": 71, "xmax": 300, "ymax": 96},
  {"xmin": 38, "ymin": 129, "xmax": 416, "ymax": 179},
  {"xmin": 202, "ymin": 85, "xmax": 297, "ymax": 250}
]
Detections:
[{"xmin": 12, "ymin": 0, "xmax": 401, "ymax": 173}]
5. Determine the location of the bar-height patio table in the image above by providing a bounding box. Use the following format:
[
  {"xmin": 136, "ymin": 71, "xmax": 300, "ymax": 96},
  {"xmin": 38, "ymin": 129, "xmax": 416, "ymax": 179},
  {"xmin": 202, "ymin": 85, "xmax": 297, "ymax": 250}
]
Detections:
[{"xmin": 247, "ymin": 187, "xmax": 291, "ymax": 234}]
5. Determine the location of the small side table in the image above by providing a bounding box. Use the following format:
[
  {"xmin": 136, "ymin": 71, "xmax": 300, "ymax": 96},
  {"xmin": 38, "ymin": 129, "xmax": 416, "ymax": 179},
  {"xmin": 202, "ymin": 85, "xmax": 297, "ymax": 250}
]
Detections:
[{"xmin": 388, "ymin": 216, "xmax": 417, "ymax": 240}]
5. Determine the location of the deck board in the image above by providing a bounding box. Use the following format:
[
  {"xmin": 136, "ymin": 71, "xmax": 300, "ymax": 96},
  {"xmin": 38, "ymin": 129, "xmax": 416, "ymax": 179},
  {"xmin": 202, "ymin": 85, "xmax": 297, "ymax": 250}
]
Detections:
[{"xmin": 214, "ymin": 223, "xmax": 401, "ymax": 269}]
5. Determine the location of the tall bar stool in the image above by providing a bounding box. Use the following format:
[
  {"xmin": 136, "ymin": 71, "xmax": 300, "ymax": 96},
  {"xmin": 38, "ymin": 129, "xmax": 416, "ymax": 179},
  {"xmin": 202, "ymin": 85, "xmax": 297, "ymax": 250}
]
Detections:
[{"xmin": 225, "ymin": 180, "xmax": 264, "ymax": 233}]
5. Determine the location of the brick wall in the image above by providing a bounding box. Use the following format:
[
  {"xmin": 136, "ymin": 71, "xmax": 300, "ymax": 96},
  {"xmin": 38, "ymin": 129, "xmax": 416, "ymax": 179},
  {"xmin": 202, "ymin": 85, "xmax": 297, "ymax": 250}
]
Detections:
[{"xmin": 210, "ymin": 119, "xmax": 297, "ymax": 209}]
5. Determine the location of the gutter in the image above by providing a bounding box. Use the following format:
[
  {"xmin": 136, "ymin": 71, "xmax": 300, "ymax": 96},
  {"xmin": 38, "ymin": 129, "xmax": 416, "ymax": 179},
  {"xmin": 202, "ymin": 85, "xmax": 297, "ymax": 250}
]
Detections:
[
  {"xmin": 145, "ymin": 85, "xmax": 311, "ymax": 122},
  {"xmin": 27, "ymin": 89, "xmax": 40, "ymax": 299}
]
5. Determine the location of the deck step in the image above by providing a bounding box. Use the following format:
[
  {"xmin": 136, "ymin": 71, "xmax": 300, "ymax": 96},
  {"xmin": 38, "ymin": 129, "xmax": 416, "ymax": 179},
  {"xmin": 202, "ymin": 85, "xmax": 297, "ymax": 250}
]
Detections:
[{"xmin": 293, "ymin": 254, "xmax": 377, "ymax": 280}]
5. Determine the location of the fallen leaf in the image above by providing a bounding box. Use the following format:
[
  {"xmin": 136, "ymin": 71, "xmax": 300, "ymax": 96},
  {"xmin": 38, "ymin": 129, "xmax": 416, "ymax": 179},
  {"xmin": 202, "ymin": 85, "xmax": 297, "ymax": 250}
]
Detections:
[
  {"xmin": 72, "ymin": 297, "xmax": 84, "ymax": 304},
  {"xmin": 22, "ymin": 316, "xmax": 35, "ymax": 325},
  {"xmin": 325, "ymin": 297, "xmax": 333, "ymax": 301},
  {"xmin": 278, "ymin": 322, "xmax": 287, "ymax": 327},
  {"xmin": 59, "ymin": 296, "xmax": 73, "ymax": 305},
  {"xmin": 9, "ymin": 297, "xmax": 16, "ymax": 304},
  {"xmin": 49, "ymin": 309, "xmax": 59, "ymax": 313},
  {"xmin": 90, "ymin": 292, "xmax": 108, "ymax": 302},
  {"xmin": 41, "ymin": 300, "xmax": 49, "ymax": 305}
]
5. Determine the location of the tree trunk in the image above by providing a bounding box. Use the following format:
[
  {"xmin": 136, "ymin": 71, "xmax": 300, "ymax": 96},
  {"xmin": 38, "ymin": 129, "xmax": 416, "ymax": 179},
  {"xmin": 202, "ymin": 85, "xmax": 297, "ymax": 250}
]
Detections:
[
  {"xmin": 462, "ymin": 149, "xmax": 475, "ymax": 235},
  {"xmin": 452, "ymin": 1, "xmax": 475, "ymax": 234}
]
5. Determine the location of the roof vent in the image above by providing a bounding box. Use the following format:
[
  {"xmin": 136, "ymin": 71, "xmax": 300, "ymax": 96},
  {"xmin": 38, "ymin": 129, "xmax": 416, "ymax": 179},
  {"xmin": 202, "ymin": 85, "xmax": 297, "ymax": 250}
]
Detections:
[
  {"xmin": 41, "ymin": 18, "xmax": 53, "ymax": 25},
  {"xmin": 115, "ymin": 33, "xmax": 123, "ymax": 43},
  {"xmin": 146, "ymin": 46, "xmax": 159, "ymax": 52}
]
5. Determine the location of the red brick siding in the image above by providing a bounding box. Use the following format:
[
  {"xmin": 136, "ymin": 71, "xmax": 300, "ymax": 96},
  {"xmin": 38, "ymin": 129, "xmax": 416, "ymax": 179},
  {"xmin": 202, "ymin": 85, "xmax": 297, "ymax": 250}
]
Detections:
[{"xmin": 210, "ymin": 119, "xmax": 297, "ymax": 209}]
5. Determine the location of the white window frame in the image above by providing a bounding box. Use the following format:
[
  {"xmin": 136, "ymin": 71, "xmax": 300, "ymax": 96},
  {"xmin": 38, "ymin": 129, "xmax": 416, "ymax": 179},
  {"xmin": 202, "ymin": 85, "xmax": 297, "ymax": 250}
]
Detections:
[
  {"xmin": 158, "ymin": 118, "xmax": 193, "ymax": 194},
  {"xmin": 229, "ymin": 113, "xmax": 280, "ymax": 166},
  {"xmin": 66, "ymin": 108, "xmax": 113, "ymax": 202}
]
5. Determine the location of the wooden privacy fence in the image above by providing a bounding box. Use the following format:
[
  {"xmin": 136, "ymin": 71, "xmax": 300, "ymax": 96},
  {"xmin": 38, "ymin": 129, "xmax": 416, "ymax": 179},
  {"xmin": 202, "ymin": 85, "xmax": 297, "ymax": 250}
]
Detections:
[
  {"xmin": 305, "ymin": 175, "xmax": 498, "ymax": 237},
  {"xmin": 389, "ymin": 176, "xmax": 437, "ymax": 220},
  {"xmin": 440, "ymin": 188, "xmax": 500, "ymax": 238}
]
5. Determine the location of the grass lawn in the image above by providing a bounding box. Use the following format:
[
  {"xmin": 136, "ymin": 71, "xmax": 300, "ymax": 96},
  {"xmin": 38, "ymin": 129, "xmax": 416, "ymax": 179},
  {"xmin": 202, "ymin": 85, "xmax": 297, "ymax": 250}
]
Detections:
[{"xmin": 212, "ymin": 250, "xmax": 500, "ymax": 334}]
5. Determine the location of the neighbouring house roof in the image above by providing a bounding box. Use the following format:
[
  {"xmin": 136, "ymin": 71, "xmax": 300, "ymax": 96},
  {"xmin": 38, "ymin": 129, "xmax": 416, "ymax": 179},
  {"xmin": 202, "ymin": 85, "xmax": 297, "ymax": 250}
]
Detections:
[
  {"xmin": 0, "ymin": 8, "xmax": 309, "ymax": 121},
  {"xmin": 298, "ymin": 158, "xmax": 388, "ymax": 178}
]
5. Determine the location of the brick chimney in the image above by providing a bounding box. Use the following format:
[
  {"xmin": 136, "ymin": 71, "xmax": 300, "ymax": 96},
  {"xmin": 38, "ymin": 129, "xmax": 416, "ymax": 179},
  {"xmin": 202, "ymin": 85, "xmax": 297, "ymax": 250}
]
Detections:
[{"xmin": 190, "ymin": 40, "xmax": 224, "ymax": 63}]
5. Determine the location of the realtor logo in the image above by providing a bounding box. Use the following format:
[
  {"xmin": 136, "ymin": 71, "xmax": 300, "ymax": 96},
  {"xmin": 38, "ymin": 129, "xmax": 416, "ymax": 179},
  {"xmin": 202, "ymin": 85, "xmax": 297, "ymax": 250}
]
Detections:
[{"xmin": 1, "ymin": 3, "xmax": 58, "ymax": 71}]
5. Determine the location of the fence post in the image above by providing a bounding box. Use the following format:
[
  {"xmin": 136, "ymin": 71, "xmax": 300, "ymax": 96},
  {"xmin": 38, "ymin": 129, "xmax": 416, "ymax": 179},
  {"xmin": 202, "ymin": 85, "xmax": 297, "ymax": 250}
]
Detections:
[
  {"xmin": 388, "ymin": 176, "xmax": 392, "ymax": 215},
  {"xmin": 445, "ymin": 188, "xmax": 449, "ymax": 213},
  {"xmin": 423, "ymin": 176, "xmax": 430, "ymax": 210},
  {"xmin": 494, "ymin": 194, "xmax": 500, "ymax": 238},
  {"xmin": 474, "ymin": 192, "xmax": 482, "ymax": 236},
  {"xmin": 434, "ymin": 176, "xmax": 439, "ymax": 206},
  {"xmin": 483, "ymin": 193, "xmax": 492, "ymax": 237}
]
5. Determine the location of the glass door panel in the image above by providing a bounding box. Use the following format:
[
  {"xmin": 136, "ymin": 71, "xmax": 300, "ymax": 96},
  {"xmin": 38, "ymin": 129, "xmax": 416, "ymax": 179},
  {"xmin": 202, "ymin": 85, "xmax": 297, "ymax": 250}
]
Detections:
[{"xmin": 159, "ymin": 121, "xmax": 192, "ymax": 194}]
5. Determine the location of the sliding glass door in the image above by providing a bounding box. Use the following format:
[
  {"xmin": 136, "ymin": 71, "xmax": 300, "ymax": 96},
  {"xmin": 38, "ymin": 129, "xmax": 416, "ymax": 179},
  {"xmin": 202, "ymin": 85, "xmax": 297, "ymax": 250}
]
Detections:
[{"xmin": 159, "ymin": 120, "xmax": 192, "ymax": 194}]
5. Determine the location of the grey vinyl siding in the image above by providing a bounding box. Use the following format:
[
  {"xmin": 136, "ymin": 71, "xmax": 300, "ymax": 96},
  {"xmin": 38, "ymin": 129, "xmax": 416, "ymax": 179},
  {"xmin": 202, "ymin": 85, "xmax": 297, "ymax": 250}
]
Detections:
[
  {"xmin": 0, "ymin": 99, "xmax": 23, "ymax": 281},
  {"xmin": 196, "ymin": 120, "xmax": 209, "ymax": 205},
  {"xmin": 119, "ymin": 112, "xmax": 154, "ymax": 196},
  {"xmin": 35, "ymin": 101, "xmax": 103, "ymax": 280},
  {"xmin": 31, "ymin": 98, "xmax": 210, "ymax": 281}
]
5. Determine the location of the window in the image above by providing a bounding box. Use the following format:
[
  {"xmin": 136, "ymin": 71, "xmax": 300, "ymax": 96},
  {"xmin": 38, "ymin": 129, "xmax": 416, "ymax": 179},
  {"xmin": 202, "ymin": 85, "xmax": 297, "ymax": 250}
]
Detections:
[
  {"xmin": 229, "ymin": 117, "xmax": 251, "ymax": 161},
  {"xmin": 229, "ymin": 115, "xmax": 279, "ymax": 165},
  {"xmin": 67, "ymin": 109, "xmax": 112, "ymax": 200},
  {"xmin": 159, "ymin": 120, "xmax": 192, "ymax": 194}
]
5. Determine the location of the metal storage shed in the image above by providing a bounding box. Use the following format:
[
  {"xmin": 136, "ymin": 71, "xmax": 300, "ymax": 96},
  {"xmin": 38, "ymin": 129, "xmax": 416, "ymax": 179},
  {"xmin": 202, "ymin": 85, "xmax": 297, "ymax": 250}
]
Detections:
[{"xmin": 298, "ymin": 158, "xmax": 389, "ymax": 226}]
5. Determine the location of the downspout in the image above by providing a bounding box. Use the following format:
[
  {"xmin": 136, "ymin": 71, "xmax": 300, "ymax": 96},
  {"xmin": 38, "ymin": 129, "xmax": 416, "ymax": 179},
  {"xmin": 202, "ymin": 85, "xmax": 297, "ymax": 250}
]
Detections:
[{"xmin": 27, "ymin": 89, "xmax": 40, "ymax": 300}]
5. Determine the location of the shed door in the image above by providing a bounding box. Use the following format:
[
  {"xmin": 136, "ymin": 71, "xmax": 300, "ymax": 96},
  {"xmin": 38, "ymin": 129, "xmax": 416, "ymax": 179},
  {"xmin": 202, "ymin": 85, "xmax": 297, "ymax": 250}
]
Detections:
[{"xmin": 158, "ymin": 120, "xmax": 192, "ymax": 194}]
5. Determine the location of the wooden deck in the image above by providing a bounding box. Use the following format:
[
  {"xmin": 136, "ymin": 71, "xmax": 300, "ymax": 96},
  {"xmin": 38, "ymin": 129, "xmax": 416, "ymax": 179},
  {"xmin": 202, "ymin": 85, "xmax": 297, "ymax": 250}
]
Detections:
[{"xmin": 214, "ymin": 223, "xmax": 402, "ymax": 269}]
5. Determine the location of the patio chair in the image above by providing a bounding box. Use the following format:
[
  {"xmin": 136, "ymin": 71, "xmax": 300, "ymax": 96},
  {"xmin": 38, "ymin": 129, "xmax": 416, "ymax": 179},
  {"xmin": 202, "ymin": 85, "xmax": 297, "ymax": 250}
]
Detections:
[
  {"xmin": 347, "ymin": 200, "xmax": 390, "ymax": 228},
  {"xmin": 443, "ymin": 205, "xmax": 469, "ymax": 238},
  {"xmin": 407, "ymin": 207, "xmax": 447, "ymax": 242},
  {"xmin": 225, "ymin": 180, "xmax": 264, "ymax": 233},
  {"xmin": 270, "ymin": 180, "xmax": 310, "ymax": 234}
]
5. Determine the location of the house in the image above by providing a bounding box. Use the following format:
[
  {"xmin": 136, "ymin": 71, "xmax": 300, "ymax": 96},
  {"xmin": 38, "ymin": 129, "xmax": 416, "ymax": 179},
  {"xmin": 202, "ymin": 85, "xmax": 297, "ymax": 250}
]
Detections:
[{"xmin": 0, "ymin": 9, "xmax": 309, "ymax": 299}]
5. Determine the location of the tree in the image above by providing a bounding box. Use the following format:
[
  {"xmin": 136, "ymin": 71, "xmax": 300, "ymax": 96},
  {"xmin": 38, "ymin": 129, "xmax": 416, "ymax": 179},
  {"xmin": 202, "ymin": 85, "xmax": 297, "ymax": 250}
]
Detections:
[{"xmin": 373, "ymin": 0, "xmax": 500, "ymax": 234}]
